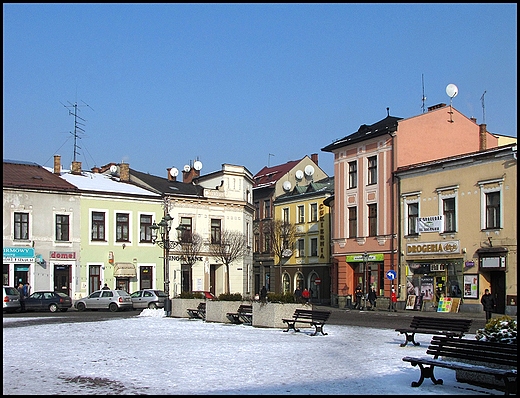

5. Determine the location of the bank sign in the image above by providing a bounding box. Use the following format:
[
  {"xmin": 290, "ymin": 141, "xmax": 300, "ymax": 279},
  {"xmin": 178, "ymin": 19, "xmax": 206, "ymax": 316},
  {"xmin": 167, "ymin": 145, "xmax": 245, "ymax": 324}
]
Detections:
[
  {"xmin": 406, "ymin": 240, "xmax": 460, "ymax": 255},
  {"xmin": 3, "ymin": 247, "xmax": 35, "ymax": 262}
]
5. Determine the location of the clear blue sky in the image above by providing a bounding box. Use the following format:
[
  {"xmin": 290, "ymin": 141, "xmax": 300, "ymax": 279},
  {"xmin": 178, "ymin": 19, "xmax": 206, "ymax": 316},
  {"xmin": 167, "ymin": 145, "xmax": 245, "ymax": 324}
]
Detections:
[{"xmin": 3, "ymin": 3, "xmax": 517, "ymax": 178}]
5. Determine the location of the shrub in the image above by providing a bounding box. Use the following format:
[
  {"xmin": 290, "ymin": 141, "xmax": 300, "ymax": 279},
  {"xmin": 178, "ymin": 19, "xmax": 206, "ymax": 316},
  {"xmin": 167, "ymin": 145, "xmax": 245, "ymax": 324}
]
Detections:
[
  {"xmin": 475, "ymin": 315, "xmax": 517, "ymax": 344},
  {"xmin": 217, "ymin": 293, "xmax": 243, "ymax": 301},
  {"xmin": 177, "ymin": 291, "xmax": 205, "ymax": 299},
  {"xmin": 266, "ymin": 292, "xmax": 297, "ymax": 303}
]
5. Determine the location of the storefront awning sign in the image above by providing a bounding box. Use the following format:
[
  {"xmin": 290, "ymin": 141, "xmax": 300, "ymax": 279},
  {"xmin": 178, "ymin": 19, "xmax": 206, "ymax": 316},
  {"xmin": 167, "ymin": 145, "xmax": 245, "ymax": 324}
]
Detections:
[{"xmin": 113, "ymin": 262, "xmax": 137, "ymax": 278}]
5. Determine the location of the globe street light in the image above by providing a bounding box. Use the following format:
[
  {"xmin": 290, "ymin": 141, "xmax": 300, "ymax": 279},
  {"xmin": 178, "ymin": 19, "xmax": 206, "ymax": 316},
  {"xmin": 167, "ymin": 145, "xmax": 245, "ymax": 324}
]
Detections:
[{"xmin": 150, "ymin": 214, "xmax": 182, "ymax": 316}]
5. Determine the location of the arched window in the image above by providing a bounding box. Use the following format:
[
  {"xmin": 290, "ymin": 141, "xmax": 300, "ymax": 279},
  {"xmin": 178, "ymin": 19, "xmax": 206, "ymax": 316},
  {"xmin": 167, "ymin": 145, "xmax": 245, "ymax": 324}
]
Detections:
[
  {"xmin": 282, "ymin": 273, "xmax": 291, "ymax": 294},
  {"xmin": 295, "ymin": 272, "xmax": 304, "ymax": 290}
]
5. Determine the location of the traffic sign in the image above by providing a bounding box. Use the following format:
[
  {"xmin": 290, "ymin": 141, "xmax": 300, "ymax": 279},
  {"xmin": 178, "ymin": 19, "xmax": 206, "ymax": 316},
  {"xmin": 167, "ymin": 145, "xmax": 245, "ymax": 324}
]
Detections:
[
  {"xmin": 315, "ymin": 278, "xmax": 321, "ymax": 284},
  {"xmin": 386, "ymin": 270, "xmax": 397, "ymax": 280}
]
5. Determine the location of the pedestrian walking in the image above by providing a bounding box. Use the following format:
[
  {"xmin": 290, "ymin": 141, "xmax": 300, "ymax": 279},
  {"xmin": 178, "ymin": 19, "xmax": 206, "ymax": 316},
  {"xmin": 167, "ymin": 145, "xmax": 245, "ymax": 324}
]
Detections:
[
  {"xmin": 23, "ymin": 282, "xmax": 31, "ymax": 297},
  {"xmin": 294, "ymin": 287, "xmax": 302, "ymax": 303},
  {"xmin": 102, "ymin": 283, "xmax": 110, "ymax": 290},
  {"xmin": 17, "ymin": 282, "xmax": 26, "ymax": 311},
  {"xmin": 260, "ymin": 286, "xmax": 267, "ymax": 303},
  {"xmin": 388, "ymin": 288, "xmax": 397, "ymax": 312},
  {"xmin": 481, "ymin": 288, "xmax": 496, "ymax": 322},
  {"xmin": 368, "ymin": 286, "xmax": 377, "ymax": 310},
  {"xmin": 354, "ymin": 285, "xmax": 363, "ymax": 309},
  {"xmin": 302, "ymin": 288, "xmax": 310, "ymax": 303}
]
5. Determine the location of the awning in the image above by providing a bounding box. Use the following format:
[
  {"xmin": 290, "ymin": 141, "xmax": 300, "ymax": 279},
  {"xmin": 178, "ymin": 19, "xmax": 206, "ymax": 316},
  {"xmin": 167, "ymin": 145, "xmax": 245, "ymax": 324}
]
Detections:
[
  {"xmin": 113, "ymin": 262, "xmax": 137, "ymax": 278},
  {"xmin": 476, "ymin": 247, "xmax": 508, "ymax": 254}
]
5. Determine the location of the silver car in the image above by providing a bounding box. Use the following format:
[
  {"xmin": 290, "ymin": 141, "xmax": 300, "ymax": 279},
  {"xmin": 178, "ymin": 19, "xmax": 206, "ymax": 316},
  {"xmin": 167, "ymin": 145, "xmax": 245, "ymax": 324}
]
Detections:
[
  {"xmin": 130, "ymin": 289, "xmax": 167, "ymax": 309},
  {"xmin": 74, "ymin": 289, "xmax": 133, "ymax": 312},
  {"xmin": 3, "ymin": 286, "xmax": 21, "ymax": 313}
]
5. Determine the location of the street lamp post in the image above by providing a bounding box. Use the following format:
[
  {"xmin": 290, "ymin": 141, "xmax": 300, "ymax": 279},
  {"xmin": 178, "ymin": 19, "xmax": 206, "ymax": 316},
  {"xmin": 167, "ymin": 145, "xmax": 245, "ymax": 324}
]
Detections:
[
  {"xmin": 362, "ymin": 251, "xmax": 369, "ymax": 310},
  {"xmin": 151, "ymin": 214, "xmax": 181, "ymax": 317}
]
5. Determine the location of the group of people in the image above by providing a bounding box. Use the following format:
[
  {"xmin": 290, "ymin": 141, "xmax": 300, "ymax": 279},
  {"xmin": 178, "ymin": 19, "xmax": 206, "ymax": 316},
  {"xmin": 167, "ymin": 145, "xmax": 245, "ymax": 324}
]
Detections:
[
  {"xmin": 351, "ymin": 285, "xmax": 380, "ymax": 311},
  {"xmin": 17, "ymin": 282, "xmax": 31, "ymax": 311},
  {"xmin": 293, "ymin": 287, "xmax": 310, "ymax": 303}
]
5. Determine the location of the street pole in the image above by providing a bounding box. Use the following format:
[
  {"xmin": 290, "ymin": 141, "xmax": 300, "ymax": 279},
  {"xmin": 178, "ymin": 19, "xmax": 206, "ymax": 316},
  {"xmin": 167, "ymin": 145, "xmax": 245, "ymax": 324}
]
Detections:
[
  {"xmin": 363, "ymin": 252, "xmax": 368, "ymax": 310},
  {"xmin": 163, "ymin": 226, "xmax": 171, "ymax": 316}
]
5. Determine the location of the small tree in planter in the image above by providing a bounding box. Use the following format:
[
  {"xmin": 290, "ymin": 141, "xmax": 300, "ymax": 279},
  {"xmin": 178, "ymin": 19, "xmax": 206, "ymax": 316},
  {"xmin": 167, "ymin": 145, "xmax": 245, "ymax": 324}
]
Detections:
[{"xmin": 475, "ymin": 315, "xmax": 517, "ymax": 344}]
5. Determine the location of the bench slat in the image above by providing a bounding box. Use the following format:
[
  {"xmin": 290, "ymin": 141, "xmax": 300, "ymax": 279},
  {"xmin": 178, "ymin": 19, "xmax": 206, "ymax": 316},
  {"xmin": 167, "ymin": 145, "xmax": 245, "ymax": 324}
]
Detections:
[{"xmin": 395, "ymin": 316, "xmax": 472, "ymax": 347}]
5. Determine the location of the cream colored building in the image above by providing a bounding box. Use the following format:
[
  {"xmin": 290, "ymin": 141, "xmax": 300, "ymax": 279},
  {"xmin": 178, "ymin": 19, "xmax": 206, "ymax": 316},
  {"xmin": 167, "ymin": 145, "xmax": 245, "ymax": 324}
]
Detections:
[{"xmin": 395, "ymin": 144, "xmax": 517, "ymax": 315}]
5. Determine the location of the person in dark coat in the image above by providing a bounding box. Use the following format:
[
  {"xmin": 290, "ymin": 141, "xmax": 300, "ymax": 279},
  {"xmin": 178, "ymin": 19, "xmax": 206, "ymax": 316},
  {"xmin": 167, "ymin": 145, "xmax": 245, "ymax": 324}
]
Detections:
[
  {"xmin": 17, "ymin": 283, "xmax": 26, "ymax": 312},
  {"xmin": 260, "ymin": 286, "xmax": 267, "ymax": 303},
  {"xmin": 354, "ymin": 285, "xmax": 363, "ymax": 309},
  {"xmin": 294, "ymin": 287, "xmax": 302, "ymax": 303},
  {"xmin": 481, "ymin": 288, "xmax": 496, "ymax": 322},
  {"xmin": 367, "ymin": 286, "xmax": 377, "ymax": 310}
]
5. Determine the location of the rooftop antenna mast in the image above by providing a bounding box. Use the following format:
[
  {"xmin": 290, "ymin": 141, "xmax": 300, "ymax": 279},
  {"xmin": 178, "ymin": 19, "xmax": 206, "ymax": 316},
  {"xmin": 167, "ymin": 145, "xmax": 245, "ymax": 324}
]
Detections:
[
  {"xmin": 480, "ymin": 90, "xmax": 486, "ymax": 124},
  {"xmin": 268, "ymin": 153, "xmax": 275, "ymax": 167},
  {"xmin": 60, "ymin": 100, "xmax": 93, "ymax": 162},
  {"xmin": 421, "ymin": 74, "xmax": 427, "ymax": 113}
]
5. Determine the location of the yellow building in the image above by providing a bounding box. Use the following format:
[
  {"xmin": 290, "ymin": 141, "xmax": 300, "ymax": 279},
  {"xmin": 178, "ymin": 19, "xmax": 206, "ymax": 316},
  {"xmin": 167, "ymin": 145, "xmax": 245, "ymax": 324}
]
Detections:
[
  {"xmin": 273, "ymin": 177, "xmax": 334, "ymax": 304},
  {"xmin": 395, "ymin": 144, "xmax": 517, "ymax": 315}
]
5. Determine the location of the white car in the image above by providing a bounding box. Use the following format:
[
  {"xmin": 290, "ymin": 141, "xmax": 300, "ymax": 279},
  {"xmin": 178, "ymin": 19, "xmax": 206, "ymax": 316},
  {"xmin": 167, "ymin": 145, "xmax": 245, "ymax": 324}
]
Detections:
[
  {"xmin": 74, "ymin": 289, "xmax": 133, "ymax": 312},
  {"xmin": 3, "ymin": 286, "xmax": 21, "ymax": 313},
  {"xmin": 130, "ymin": 289, "xmax": 167, "ymax": 309}
]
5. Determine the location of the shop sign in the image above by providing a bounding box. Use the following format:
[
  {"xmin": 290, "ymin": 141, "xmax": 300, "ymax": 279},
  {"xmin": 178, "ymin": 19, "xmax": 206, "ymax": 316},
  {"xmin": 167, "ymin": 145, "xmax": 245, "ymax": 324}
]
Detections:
[
  {"xmin": 3, "ymin": 247, "xmax": 35, "ymax": 262},
  {"xmin": 417, "ymin": 215, "xmax": 443, "ymax": 233},
  {"xmin": 50, "ymin": 251, "xmax": 76, "ymax": 260},
  {"xmin": 406, "ymin": 240, "xmax": 460, "ymax": 255},
  {"xmin": 346, "ymin": 253, "xmax": 384, "ymax": 262}
]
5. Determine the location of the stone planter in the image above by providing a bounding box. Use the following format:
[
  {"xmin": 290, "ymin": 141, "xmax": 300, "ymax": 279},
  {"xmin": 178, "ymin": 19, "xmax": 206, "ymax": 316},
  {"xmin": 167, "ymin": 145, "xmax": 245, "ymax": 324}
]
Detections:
[
  {"xmin": 170, "ymin": 298, "xmax": 205, "ymax": 318},
  {"xmin": 206, "ymin": 300, "xmax": 246, "ymax": 323},
  {"xmin": 252, "ymin": 302, "xmax": 308, "ymax": 329}
]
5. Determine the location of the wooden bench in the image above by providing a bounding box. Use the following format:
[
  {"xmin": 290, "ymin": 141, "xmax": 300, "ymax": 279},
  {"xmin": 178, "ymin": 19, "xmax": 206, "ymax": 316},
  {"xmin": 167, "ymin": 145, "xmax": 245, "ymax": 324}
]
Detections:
[
  {"xmin": 186, "ymin": 302, "xmax": 206, "ymax": 320},
  {"xmin": 226, "ymin": 304, "xmax": 253, "ymax": 325},
  {"xmin": 395, "ymin": 316, "xmax": 472, "ymax": 347},
  {"xmin": 402, "ymin": 336, "xmax": 517, "ymax": 395},
  {"xmin": 282, "ymin": 308, "xmax": 331, "ymax": 336}
]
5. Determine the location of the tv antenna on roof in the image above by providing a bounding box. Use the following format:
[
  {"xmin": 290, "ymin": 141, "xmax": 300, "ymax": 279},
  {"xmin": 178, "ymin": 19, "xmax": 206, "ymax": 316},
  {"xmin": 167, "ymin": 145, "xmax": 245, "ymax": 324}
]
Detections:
[
  {"xmin": 421, "ymin": 74, "xmax": 427, "ymax": 113},
  {"xmin": 60, "ymin": 100, "xmax": 94, "ymax": 162},
  {"xmin": 480, "ymin": 90, "xmax": 486, "ymax": 124},
  {"xmin": 268, "ymin": 153, "xmax": 275, "ymax": 167}
]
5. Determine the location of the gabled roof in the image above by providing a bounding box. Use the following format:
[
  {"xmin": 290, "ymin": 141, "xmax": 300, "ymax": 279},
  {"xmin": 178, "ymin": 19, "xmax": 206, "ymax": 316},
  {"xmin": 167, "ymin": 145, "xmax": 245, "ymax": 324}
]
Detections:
[
  {"xmin": 276, "ymin": 176, "xmax": 334, "ymax": 202},
  {"xmin": 129, "ymin": 168, "xmax": 204, "ymax": 198},
  {"xmin": 253, "ymin": 159, "xmax": 301, "ymax": 188},
  {"xmin": 3, "ymin": 160, "xmax": 78, "ymax": 192},
  {"xmin": 321, "ymin": 115, "xmax": 402, "ymax": 152}
]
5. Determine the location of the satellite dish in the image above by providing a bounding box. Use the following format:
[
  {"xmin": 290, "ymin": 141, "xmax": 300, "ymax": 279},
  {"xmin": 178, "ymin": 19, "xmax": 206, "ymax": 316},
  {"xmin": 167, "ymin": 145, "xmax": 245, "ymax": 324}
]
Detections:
[
  {"xmin": 282, "ymin": 249, "xmax": 293, "ymax": 258},
  {"xmin": 304, "ymin": 165, "xmax": 315, "ymax": 176},
  {"xmin": 183, "ymin": 165, "xmax": 191, "ymax": 172},
  {"xmin": 170, "ymin": 167, "xmax": 179, "ymax": 177},
  {"xmin": 283, "ymin": 181, "xmax": 292, "ymax": 191},
  {"xmin": 109, "ymin": 165, "xmax": 117, "ymax": 173},
  {"xmin": 295, "ymin": 170, "xmax": 304, "ymax": 180},
  {"xmin": 446, "ymin": 84, "xmax": 458, "ymax": 98},
  {"xmin": 193, "ymin": 160, "xmax": 203, "ymax": 171}
]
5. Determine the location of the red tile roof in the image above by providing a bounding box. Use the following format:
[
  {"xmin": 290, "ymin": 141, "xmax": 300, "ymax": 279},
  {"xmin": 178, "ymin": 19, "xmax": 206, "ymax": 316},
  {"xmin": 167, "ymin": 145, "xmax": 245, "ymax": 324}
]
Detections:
[
  {"xmin": 3, "ymin": 161, "xmax": 78, "ymax": 192},
  {"xmin": 253, "ymin": 159, "xmax": 301, "ymax": 188}
]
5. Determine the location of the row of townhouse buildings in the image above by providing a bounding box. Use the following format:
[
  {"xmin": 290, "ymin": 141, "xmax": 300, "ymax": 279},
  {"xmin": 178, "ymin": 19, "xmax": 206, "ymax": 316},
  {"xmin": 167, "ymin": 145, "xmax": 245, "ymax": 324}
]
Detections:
[
  {"xmin": 4, "ymin": 102, "xmax": 517, "ymax": 315},
  {"xmin": 3, "ymin": 156, "xmax": 255, "ymax": 300},
  {"xmin": 321, "ymin": 104, "xmax": 517, "ymax": 315}
]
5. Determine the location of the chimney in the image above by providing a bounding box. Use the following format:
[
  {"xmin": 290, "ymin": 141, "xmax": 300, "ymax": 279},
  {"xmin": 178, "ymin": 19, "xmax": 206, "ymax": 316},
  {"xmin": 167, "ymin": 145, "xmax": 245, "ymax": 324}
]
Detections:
[
  {"xmin": 53, "ymin": 155, "xmax": 61, "ymax": 174},
  {"xmin": 311, "ymin": 153, "xmax": 318, "ymax": 165},
  {"xmin": 120, "ymin": 162, "xmax": 130, "ymax": 182},
  {"xmin": 71, "ymin": 161, "xmax": 82, "ymax": 175},
  {"xmin": 470, "ymin": 117, "xmax": 477, "ymax": 124},
  {"xmin": 167, "ymin": 168, "xmax": 176, "ymax": 181},
  {"xmin": 427, "ymin": 103, "xmax": 446, "ymax": 112},
  {"xmin": 182, "ymin": 167, "xmax": 200, "ymax": 184},
  {"xmin": 479, "ymin": 124, "xmax": 487, "ymax": 151}
]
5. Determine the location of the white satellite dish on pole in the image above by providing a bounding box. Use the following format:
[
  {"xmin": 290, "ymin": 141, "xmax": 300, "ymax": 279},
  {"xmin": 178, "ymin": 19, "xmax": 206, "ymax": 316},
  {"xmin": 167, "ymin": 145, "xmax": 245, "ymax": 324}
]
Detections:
[
  {"xmin": 304, "ymin": 165, "xmax": 315, "ymax": 177},
  {"xmin": 295, "ymin": 170, "xmax": 304, "ymax": 180},
  {"xmin": 283, "ymin": 181, "xmax": 292, "ymax": 191},
  {"xmin": 183, "ymin": 165, "xmax": 191, "ymax": 172},
  {"xmin": 170, "ymin": 167, "xmax": 179, "ymax": 177},
  {"xmin": 446, "ymin": 83, "xmax": 459, "ymax": 123},
  {"xmin": 109, "ymin": 165, "xmax": 117, "ymax": 174},
  {"xmin": 193, "ymin": 160, "xmax": 203, "ymax": 171}
]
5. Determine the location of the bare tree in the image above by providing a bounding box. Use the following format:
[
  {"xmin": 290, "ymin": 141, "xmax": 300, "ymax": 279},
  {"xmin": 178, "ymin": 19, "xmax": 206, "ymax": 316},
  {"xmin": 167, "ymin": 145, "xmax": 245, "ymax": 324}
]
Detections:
[
  {"xmin": 172, "ymin": 230, "xmax": 204, "ymax": 292},
  {"xmin": 266, "ymin": 219, "xmax": 296, "ymax": 293},
  {"xmin": 207, "ymin": 230, "xmax": 248, "ymax": 294}
]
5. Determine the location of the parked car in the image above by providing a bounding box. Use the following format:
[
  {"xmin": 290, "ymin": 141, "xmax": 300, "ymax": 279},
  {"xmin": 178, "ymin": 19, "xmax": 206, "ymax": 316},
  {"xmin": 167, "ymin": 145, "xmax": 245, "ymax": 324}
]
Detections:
[
  {"xmin": 23, "ymin": 291, "xmax": 72, "ymax": 312},
  {"xmin": 3, "ymin": 286, "xmax": 21, "ymax": 313},
  {"xmin": 130, "ymin": 289, "xmax": 167, "ymax": 309},
  {"xmin": 74, "ymin": 289, "xmax": 133, "ymax": 312}
]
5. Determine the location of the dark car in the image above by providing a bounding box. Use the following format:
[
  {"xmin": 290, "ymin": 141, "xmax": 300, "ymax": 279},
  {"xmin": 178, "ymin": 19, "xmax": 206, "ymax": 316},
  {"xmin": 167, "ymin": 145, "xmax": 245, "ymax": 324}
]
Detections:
[{"xmin": 23, "ymin": 291, "xmax": 72, "ymax": 312}]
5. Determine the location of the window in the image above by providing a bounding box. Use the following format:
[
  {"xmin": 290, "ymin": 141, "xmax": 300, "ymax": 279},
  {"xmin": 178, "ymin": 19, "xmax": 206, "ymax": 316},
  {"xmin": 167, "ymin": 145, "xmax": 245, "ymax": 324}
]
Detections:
[
  {"xmin": 282, "ymin": 208, "xmax": 289, "ymax": 223},
  {"xmin": 297, "ymin": 239, "xmax": 305, "ymax": 257},
  {"xmin": 310, "ymin": 203, "xmax": 318, "ymax": 222},
  {"xmin": 140, "ymin": 214, "xmax": 153, "ymax": 243},
  {"xmin": 348, "ymin": 161, "xmax": 357, "ymax": 189},
  {"xmin": 443, "ymin": 198, "xmax": 456, "ymax": 232},
  {"xmin": 211, "ymin": 219, "xmax": 221, "ymax": 244},
  {"xmin": 264, "ymin": 235, "xmax": 271, "ymax": 253},
  {"xmin": 368, "ymin": 204, "xmax": 377, "ymax": 236},
  {"xmin": 55, "ymin": 214, "xmax": 70, "ymax": 241},
  {"xmin": 254, "ymin": 201, "xmax": 260, "ymax": 220},
  {"xmin": 116, "ymin": 213, "xmax": 130, "ymax": 242},
  {"xmin": 254, "ymin": 234, "xmax": 259, "ymax": 253},
  {"xmin": 91, "ymin": 212, "xmax": 105, "ymax": 241},
  {"xmin": 368, "ymin": 156, "xmax": 377, "ymax": 185},
  {"xmin": 486, "ymin": 192, "xmax": 500, "ymax": 229},
  {"xmin": 14, "ymin": 212, "xmax": 29, "ymax": 240},
  {"xmin": 348, "ymin": 207, "xmax": 357, "ymax": 238},
  {"xmin": 297, "ymin": 205, "xmax": 305, "ymax": 223},
  {"xmin": 179, "ymin": 217, "xmax": 193, "ymax": 242},
  {"xmin": 407, "ymin": 203, "xmax": 418, "ymax": 236},
  {"xmin": 310, "ymin": 238, "xmax": 318, "ymax": 257},
  {"xmin": 264, "ymin": 200, "xmax": 271, "ymax": 218}
]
